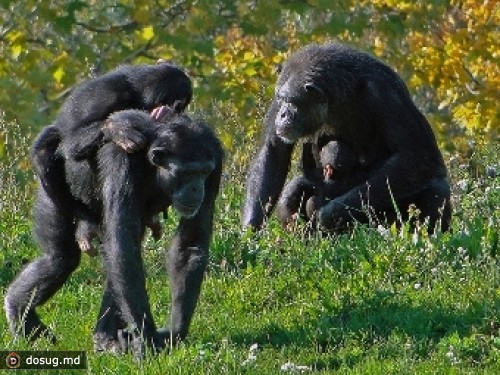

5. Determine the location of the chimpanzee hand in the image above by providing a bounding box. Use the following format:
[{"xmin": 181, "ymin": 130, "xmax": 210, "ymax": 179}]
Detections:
[
  {"xmin": 318, "ymin": 199, "xmax": 350, "ymax": 231},
  {"xmin": 102, "ymin": 111, "xmax": 155, "ymax": 153}
]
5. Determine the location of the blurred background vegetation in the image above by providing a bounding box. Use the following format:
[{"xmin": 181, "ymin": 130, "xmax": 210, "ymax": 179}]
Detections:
[{"xmin": 0, "ymin": 0, "xmax": 498, "ymax": 169}]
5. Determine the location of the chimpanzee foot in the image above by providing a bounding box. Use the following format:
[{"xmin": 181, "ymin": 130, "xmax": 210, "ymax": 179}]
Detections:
[
  {"xmin": 94, "ymin": 329, "xmax": 172, "ymax": 358},
  {"xmin": 14, "ymin": 321, "xmax": 57, "ymax": 344},
  {"xmin": 113, "ymin": 329, "xmax": 161, "ymax": 359},
  {"xmin": 93, "ymin": 331, "xmax": 128, "ymax": 354},
  {"xmin": 75, "ymin": 220, "xmax": 100, "ymax": 256},
  {"xmin": 5, "ymin": 304, "xmax": 57, "ymax": 344},
  {"xmin": 153, "ymin": 328, "xmax": 174, "ymax": 350},
  {"xmin": 77, "ymin": 237, "xmax": 98, "ymax": 257}
]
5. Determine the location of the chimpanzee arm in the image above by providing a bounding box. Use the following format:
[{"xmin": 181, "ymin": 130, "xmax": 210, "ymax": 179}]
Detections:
[
  {"xmin": 275, "ymin": 176, "xmax": 316, "ymax": 227},
  {"xmin": 167, "ymin": 153, "xmax": 223, "ymax": 342},
  {"xmin": 68, "ymin": 109, "xmax": 156, "ymax": 161},
  {"xmin": 97, "ymin": 144, "xmax": 158, "ymax": 350},
  {"xmin": 242, "ymin": 137, "xmax": 294, "ymax": 229},
  {"xmin": 101, "ymin": 110, "xmax": 157, "ymax": 154},
  {"xmin": 31, "ymin": 125, "xmax": 65, "ymax": 200},
  {"xmin": 242, "ymin": 100, "xmax": 295, "ymax": 229},
  {"xmin": 31, "ymin": 125, "xmax": 91, "ymax": 213}
]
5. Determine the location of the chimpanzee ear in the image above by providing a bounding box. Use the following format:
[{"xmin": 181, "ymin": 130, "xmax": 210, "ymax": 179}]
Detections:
[{"xmin": 304, "ymin": 82, "xmax": 325, "ymax": 100}]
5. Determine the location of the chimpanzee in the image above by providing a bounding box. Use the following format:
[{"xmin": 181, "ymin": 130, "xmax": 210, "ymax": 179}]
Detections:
[
  {"xmin": 276, "ymin": 139, "xmax": 369, "ymax": 228},
  {"xmin": 31, "ymin": 61, "xmax": 193, "ymax": 254},
  {"xmin": 243, "ymin": 42, "xmax": 451, "ymax": 233},
  {"xmin": 4, "ymin": 110, "xmax": 224, "ymax": 357}
]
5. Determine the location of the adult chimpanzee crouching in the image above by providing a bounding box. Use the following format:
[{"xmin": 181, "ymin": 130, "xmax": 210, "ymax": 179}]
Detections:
[
  {"xmin": 31, "ymin": 61, "xmax": 193, "ymax": 254},
  {"xmin": 243, "ymin": 42, "xmax": 451, "ymax": 233},
  {"xmin": 4, "ymin": 110, "xmax": 223, "ymax": 357}
]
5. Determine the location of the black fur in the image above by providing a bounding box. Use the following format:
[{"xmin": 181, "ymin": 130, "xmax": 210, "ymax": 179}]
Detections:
[
  {"xmin": 5, "ymin": 110, "xmax": 223, "ymax": 357},
  {"xmin": 276, "ymin": 140, "xmax": 369, "ymax": 227},
  {"xmin": 31, "ymin": 62, "xmax": 192, "ymax": 214},
  {"xmin": 31, "ymin": 63, "xmax": 193, "ymax": 253},
  {"xmin": 243, "ymin": 43, "xmax": 451, "ymax": 232}
]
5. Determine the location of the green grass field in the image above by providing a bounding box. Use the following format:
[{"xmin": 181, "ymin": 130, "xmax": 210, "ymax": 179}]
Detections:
[{"xmin": 1, "ymin": 119, "xmax": 498, "ymax": 374}]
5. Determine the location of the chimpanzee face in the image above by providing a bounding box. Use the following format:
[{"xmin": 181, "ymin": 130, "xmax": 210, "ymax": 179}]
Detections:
[
  {"xmin": 274, "ymin": 79, "xmax": 328, "ymax": 144},
  {"xmin": 148, "ymin": 132, "xmax": 215, "ymax": 219}
]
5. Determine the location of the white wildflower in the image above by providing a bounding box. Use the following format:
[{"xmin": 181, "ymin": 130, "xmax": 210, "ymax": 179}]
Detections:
[
  {"xmin": 241, "ymin": 343, "xmax": 259, "ymax": 366},
  {"xmin": 446, "ymin": 346, "xmax": 459, "ymax": 365},
  {"xmin": 281, "ymin": 361, "xmax": 311, "ymax": 372},
  {"xmin": 377, "ymin": 224, "xmax": 389, "ymax": 238},
  {"xmin": 412, "ymin": 230, "xmax": 419, "ymax": 245},
  {"xmin": 456, "ymin": 179, "xmax": 468, "ymax": 192}
]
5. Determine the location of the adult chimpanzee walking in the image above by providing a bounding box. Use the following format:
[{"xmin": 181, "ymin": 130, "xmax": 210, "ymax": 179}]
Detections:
[
  {"xmin": 5, "ymin": 110, "xmax": 223, "ymax": 357},
  {"xmin": 243, "ymin": 43, "xmax": 451, "ymax": 233}
]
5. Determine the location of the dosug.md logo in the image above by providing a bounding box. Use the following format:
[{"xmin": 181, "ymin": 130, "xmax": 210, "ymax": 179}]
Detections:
[{"xmin": 6, "ymin": 352, "xmax": 21, "ymax": 369}]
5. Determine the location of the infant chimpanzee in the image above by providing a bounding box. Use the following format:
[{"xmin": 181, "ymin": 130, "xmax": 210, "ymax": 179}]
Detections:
[{"xmin": 276, "ymin": 140, "xmax": 368, "ymax": 229}]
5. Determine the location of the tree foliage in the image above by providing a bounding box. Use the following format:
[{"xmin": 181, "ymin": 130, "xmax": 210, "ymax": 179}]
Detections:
[{"xmin": 0, "ymin": 0, "xmax": 498, "ymax": 158}]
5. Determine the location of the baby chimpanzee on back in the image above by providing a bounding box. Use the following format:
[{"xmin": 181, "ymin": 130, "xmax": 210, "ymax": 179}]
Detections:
[
  {"xmin": 31, "ymin": 62, "xmax": 193, "ymax": 255},
  {"xmin": 276, "ymin": 140, "xmax": 368, "ymax": 229}
]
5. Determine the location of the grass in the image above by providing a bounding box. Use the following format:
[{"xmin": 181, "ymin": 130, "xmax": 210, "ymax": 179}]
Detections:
[{"xmin": 0, "ymin": 117, "xmax": 498, "ymax": 374}]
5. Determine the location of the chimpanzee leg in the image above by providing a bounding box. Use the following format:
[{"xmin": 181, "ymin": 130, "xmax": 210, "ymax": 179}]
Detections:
[
  {"xmin": 414, "ymin": 177, "xmax": 452, "ymax": 233},
  {"xmin": 32, "ymin": 126, "xmax": 100, "ymax": 241},
  {"xmin": 4, "ymin": 188, "xmax": 81, "ymax": 341},
  {"xmin": 305, "ymin": 195, "xmax": 325, "ymax": 223},
  {"xmin": 97, "ymin": 144, "xmax": 157, "ymax": 355},
  {"xmin": 31, "ymin": 125, "xmax": 73, "ymax": 210}
]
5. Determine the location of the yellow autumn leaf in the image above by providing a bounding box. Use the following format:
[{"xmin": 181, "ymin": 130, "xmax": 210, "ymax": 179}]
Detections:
[
  {"xmin": 201, "ymin": 64, "xmax": 214, "ymax": 76},
  {"xmin": 220, "ymin": 132, "xmax": 234, "ymax": 150},
  {"xmin": 7, "ymin": 31, "xmax": 25, "ymax": 43},
  {"xmin": 272, "ymin": 54, "xmax": 283, "ymax": 64},
  {"xmin": 214, "ymin": 35, "xmax": 225, "ymax": 47},
  {"xmin": 243, "ymin": 66, "xmax": 257, "ymax": 76},
  {"xmin": 53, "ymin": 66, "xmax": 64, "ymax": 83},
  {"xmin": 141, "ymin": 26, "xmax": 155, "ymax": 41},
  {"xmin": 11, "ymin": 44, "xmax": 22, "ymax": 59},
  {"xmin": 243, "ymin": 51, "xmax": 255, "ymax": 61}
]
